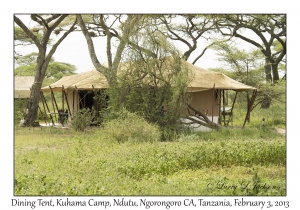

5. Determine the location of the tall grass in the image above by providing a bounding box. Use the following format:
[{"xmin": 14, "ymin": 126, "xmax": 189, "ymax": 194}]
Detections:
[
  {"xmin": 14, "ymin": 126, "xmax": 286, "ymax": 196},
  {"xmin": 14, "ymin": 90, "xmax": 286, "ymax": 196}
]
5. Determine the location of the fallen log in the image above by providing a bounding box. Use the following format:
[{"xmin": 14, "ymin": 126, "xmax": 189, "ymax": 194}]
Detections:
[{"xmin": 186, "ymin": 104, "xmax": 221, "ymax": 130}]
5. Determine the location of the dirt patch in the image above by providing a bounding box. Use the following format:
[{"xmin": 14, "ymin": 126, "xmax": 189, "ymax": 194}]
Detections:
[{"xmin": 275, "ymin": 128, "xmax": 286, "ymax": 135}]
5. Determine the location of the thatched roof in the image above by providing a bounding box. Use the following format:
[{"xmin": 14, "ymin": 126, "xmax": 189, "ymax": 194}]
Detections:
[
  {"xmin": 14, "ymin": 76, "xmax": 35, "ymax": 98},
  {"xmin": 42, "ymin": 60, "xmax": 255, "ymax": 93}
]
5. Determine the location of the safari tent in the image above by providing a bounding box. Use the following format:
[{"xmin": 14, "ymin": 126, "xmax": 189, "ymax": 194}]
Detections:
[
  {"xmin": 14, "ymin": 76, "xmax": 34, "ymax": 98},
  {"xmin": 41, "ymin": 60, "xmax": 257, "ymax": 128}
]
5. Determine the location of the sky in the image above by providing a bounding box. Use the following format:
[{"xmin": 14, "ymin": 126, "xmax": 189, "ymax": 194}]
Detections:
[
  {"xmin": 15, "ymin": 14, "xmax": 258, "ymax": 73},
  {"xmin": 3, "ymin": 2, "xmax": 300, "ymax": 210}
]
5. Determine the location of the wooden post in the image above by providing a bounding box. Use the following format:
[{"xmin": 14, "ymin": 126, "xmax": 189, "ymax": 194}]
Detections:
[
  {"xmin": 222, "ymin": 90, "xmax": 225, "ymax": 125},
  {"xmin": 49, "ymin": 86, "xmax": 57, "ymax": 122},
  {"xmin": 229, "ymin": 91, "xmax": 238, "ymax": 126},
  {"xmin": 49, "ymin": 86, "xmax": 60, "ymax": 123},
  {"xmin": 212, "ymin": 83, "xmax": 215, "ymax": 123},
  {"xmin": 62, "ymin": 85, "xmax": 72, "ymax": 118},
  {"xmin": 40, "ymin": 90, "xmax": 55, "ymax": 126},
  {"xmin": 39, "ymin": 91, "xmax": 48, "ymax": 124},
  {"xmin": 62, "ymin": 87, "xmax": 64, "ymax": 112},
  {"xmin": 75, "ymin": 86, "xmax": 84, "ymax": 108},
  {"xmin": 218, "ymin": 89, "xmax": 221, "ymax": 124},
  {"xmin": 242, "ymin": 87, "xmax": 259, "ymax": 128}
]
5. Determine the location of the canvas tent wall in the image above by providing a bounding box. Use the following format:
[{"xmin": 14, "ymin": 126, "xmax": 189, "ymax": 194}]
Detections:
[
  {"xmin": 41, "ymin": 60, "xmax": 256, "ymax": 125},
  {"xmin": 184, "ymin": 62, "xmax": 256, "ymax": 124},
  {"xmin": 14, "ymin": 76, "xmax": 34, "ymax": 98}
]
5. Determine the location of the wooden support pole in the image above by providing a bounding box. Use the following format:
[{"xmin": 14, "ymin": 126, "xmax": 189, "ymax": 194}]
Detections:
[
  {"xmin": 39, "ymin": 91, "xmax": 48, "ymax": 124},
  {"xmin": 49, "ymin": 86, "xmax": 60, "ymax": 123},
  {"xmin": 75, "ymin": 86, "xmax": 84, "ymax": 108},
  {"xmin": 49, "ymin": 86, "xmax": 57, "ymax": 122},
  {"xmin": 242, "ymin": 87, "xmax": 259, "ymax": 128},
  {"xmin": 73, "ymin": 90, "xmax": 75, "ymax": 113},
  {"xmin": 62, "ymin": 88, "xmax": 64, "ymax": 112},
  {"xmin": 40, "ymin": 90, "xmax": 55, "ymax": 126},
  {"xmin": 62, "ymin": 86, "xmax": 72, "ymax": 118},
  {"xmin": 229, "ymin": 91, "xmax": 238, "ymax": 126},
  {"xmin": 222, "ymin": 90, "xmax": 225, "ymax": 125},
  {"xmin": 218, "ymin": 89, "xmax": 221, "ymax": 124},
  {"xmin": 49, "ymin": 86, "xmax": 60, "ymax": 113},
  {"xmin": 212, "ymin": 83, "xmax": 215, "ymax": 123}
]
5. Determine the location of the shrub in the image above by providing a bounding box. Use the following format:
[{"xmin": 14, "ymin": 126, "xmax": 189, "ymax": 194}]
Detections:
[
  {"xmin": 101, "ymin": 108, "xmax": 161, "ymax": 143},
  {"xmin": 14, "ymin": 99, "xmax": 28, "ymax": 125},
  {"xmin": 71, "ymin": 108, "xmax": 96, "ymax": 131}
]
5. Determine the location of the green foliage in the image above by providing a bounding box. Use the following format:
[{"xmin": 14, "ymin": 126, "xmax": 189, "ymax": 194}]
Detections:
[
  {"xmin": 14, "ymin": 53, "xmax": 76, "ymax": 81},
  {"xmin": 14, "ymin": 26, "xmax": 36, "ymax": 45},
  {"xmin": 256, "ymin": 80, "xmax": 286, "ymax": 106},
  {"xmin": 70, "ymin": 108, "xmax": 96, "ymax": 131},
  {"xmin": 14, "ymin": 126, "xmax": 286, "ymax": 195},
  {"xmin": 105, "ymin": 22, "xmax": 191, "ymax": 136},
  {"xmin": 14, "ymin": 99, "xmax": 28, "ymax": 124},
  {"xmin": 116, "ymin": 139, "xmax": 285, "ymax": 180},
  {"xmin": 211, "ymin": 41, "xmax": 265, "ymax": 86},
  {"xmin": 101, "ymin": 108, "xmax": 161, "ymax": 143}
]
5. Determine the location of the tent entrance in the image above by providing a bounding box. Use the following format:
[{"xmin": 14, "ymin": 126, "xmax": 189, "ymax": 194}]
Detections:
[{"xmin": 78, "ymin": 90, "xmax": 95, "ymax": 110}]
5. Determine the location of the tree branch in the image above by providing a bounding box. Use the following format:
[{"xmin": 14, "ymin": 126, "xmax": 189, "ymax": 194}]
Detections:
[
  {"xmin": 76, "ymin": 14, "xmax": 107, "ymax": 74},
  {"xmin": 14, "ymin": 16, "xmax": 42, "ymax": 50}
]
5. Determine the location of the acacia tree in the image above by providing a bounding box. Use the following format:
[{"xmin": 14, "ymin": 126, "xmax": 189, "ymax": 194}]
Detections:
[
  {"xmin": 211, "ymin": 41, "xmax": 265, "ymax": 112},
  {"xmin": 212, "ymin": 41, "xmax": 265, "ymax": 85},
  {"xmin": 76, "ymin": 14, "xmax": 145, "ymax": 86},
  {"xmin": 215, "ymin": 14, "xmax": 286, "ymax": 83},
  {"xmin": 14, "ymin": 14, "xmax": 77, "ymax": 126},
  {"xmin": 153, "ymin": 15, "xmax": 221, "ymax": 64},
  {"xmin": 14, "ymin": 52, "xmax": 76, "ymax": 81},
  {"xmin": 107, "ymin": 24, "xmax": 191, "ymax": 133}
]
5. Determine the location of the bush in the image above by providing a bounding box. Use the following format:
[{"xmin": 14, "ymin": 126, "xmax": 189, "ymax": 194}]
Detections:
[
  {"xmin": 101, "ymin": 108, "xmax": 161, "ymax": 143},
  {"xmin": 71, "ymin": 108, "xmax": 96, "ymax": 131},
  {"xmin": 14, "ymin": 99, "xmax": 28, "ymax": 125}
]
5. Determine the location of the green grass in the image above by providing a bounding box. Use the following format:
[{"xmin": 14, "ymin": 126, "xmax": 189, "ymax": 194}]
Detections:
[{"xmin": 14, "ymin": 124, "xmax": 286, "ymax": 196}]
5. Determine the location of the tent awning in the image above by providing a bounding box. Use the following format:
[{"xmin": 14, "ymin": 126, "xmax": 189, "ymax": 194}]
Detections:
[{"xmin": 41, "ymin": 69, "xmax": 109, "ymax": 92}]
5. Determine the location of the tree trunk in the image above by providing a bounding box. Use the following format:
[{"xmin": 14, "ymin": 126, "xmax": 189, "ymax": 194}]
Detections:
[
  {"xmin": 25, "ymin": 82, "xmax": 42, "ymax": 126},
  {"xmin": 24, "ymin": 56, "xmax": 47, "ymax": 126},
  {"xmin": 272, "ymin": 62, "xmax": 280, "ymax": 82},
  {"xmin": 264, "ymin": 57, "xmax": 273, "ymax": 83},
  {"xmin": 260, "ymin": 95, "xmax": 272, "ymax": 109},
  {"xmin": 246, "ymin": 92, "xmax": 250, "ymax": 122}
]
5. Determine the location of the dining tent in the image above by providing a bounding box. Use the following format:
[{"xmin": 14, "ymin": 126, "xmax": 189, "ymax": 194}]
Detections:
[{"xmin": 41, "ymin": 60, "xmax": 257, "ymax": 128}]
